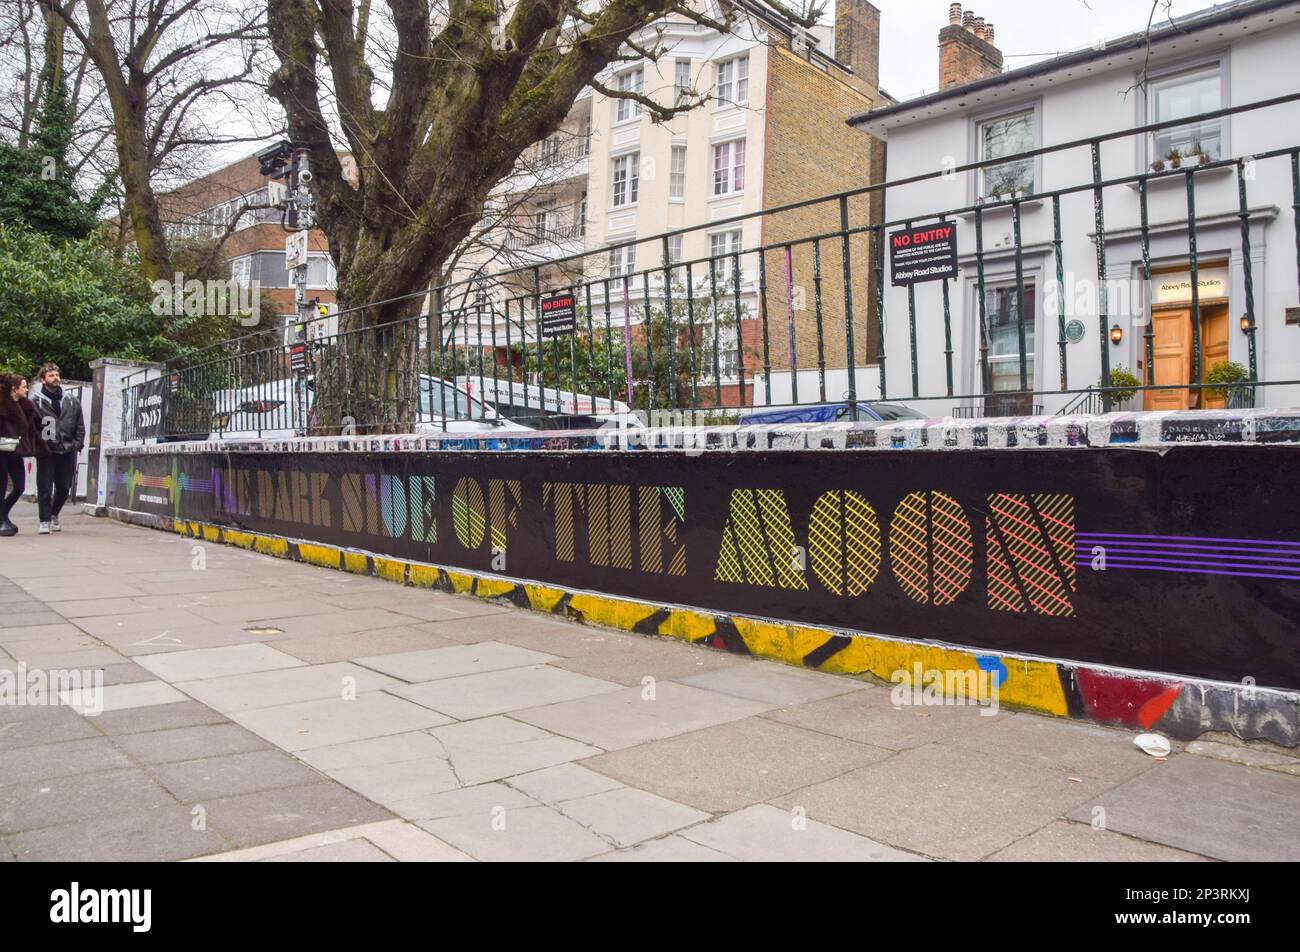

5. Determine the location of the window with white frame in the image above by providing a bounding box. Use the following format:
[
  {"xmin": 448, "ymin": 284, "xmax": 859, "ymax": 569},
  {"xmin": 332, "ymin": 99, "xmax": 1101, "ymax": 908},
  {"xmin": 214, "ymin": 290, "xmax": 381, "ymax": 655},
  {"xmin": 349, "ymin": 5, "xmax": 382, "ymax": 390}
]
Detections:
[
  {"xmin": 715, "ymin": 54, "xmax": 749, "ymax": 107},
  {"xmin": 306, "ymin": 253, "xmax": 337, "ymax": 289},
  {"xmin": 230, "ymin": 255, "xmax": 252, "ymax": 288},
  {"xmin": 611, "ymin": 152, "xmax": 639, "ymax": 207},
  {"xmin": 709, "ymin": 229, "xmax": 742, "ymax": 284},
  {"xmin": 669, "ymin": 145, "xmax": 687, "ymax": 200},
  {"xmin": 977, "ymin": 109, "xmax": 1036, "ymax": 198},
  {"xmin": 609, "ymin": 242, "xmax": 636, "ymax": 277},
  {"xmin": 614, "ymin": 67, "xmax": 643, "ymax": 123},
  {"xmin": 1149, "ymin": 64, "xmax": 1223, "ymax": 163},
  {"xmin": 532, "ymin": 206, "xmax": 550, "ymax": 245},
  {"xmin": 712, "ymin": 139, "xmax": 745, "ymax": 196},
  {"xmin": 668, "ymin": 234, "xmax": 684, "ymax": 265},
  {"xmin": 674, "ymin": 59, "xmax": 693, "ymax": 106},
  {"xmin": 578, "ymin": 193, "xmax": 587, "ymax": 236}
]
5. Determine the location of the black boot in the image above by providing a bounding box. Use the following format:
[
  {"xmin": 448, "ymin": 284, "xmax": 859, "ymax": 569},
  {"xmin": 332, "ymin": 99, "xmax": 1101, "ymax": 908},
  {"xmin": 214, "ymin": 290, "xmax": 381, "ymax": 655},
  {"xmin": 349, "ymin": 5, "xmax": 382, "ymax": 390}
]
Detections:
[{"xmin": 0, "ymin": 519, "xmax": 17, "ymax": 537}]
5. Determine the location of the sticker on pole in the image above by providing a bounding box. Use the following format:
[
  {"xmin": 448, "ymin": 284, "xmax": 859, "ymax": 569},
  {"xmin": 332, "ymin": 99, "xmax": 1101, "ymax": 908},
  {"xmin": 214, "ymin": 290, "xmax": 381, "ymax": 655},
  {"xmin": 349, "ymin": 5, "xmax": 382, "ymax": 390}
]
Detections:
[
  {"xmin": 289, "ymin": 342, "xmax": 308, "ymax": 373},
  {"xmin": 890, "ymin": 223, "xmax": 958, "ymax": 286},
  {"xmin": 285, "ymin": 230, "xmax": 309, "ymax": 270},
  {"xmin": 540, "ymin": 292, "xmax": 577, "ymax": 339}
]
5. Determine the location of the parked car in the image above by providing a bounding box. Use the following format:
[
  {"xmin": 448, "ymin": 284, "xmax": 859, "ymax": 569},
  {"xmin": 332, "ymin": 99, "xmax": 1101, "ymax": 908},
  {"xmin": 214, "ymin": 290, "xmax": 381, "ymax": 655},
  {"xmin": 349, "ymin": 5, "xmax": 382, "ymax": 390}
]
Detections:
[
  {"xmin": 454, "ymin": 376, "xmax": 639, "ymax": 430},
  {"xmin": 208, "ymin": 375, "xmax": 531, "ymax": 439},
  {"xmin": 738, "ymin": 401, "xmax": 927, "ymax": 425}
]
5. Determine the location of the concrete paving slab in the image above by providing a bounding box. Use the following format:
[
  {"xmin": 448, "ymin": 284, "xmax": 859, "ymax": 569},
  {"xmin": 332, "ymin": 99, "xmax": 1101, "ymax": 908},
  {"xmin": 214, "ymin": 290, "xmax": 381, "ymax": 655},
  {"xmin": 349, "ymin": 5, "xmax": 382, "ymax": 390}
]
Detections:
[
  {"xmin": 201, "ymin": 782, "xmax": 393, "ymax": 849},
  {"xmin": 587, "ymin": 835, "xmax": 738, "ymax": 862},
  {"xmin": 252, "ymin": 609, "xmax": 418, "ymax": 638},
  {"xmin": 583, "ymin": 716, "xmax": 891, "ymax": 812},
  {"xmin": 985, "ymin": 819, "xmax": 1213, "ymax": 861},
  {"xmin": 192, "ymin": 819, "xmax": 473, "ymax": 863},
  {"xmin": 135, "ymin": 643, "xmax": 306, "ymax": 682},
  {"xmin": 0, "ymin": 623, "xmax": 85, "ymax": 643},
  {"xmin": 97, "ymin": 661, "xmax": 160, "ymax": 686},
  {"xmin": 388, "ymin": 781, "xmax": 539, "ymax": 823},
  {"xmin": 1067, "ymin": 754, "xmax": 1300, "ymax": 861},
  {"xmin": 555, "ymin": 787, "xmax": 709, "ymax": 848},
  {"xmin": 427, "ymin": 716, "xmax": 601, "ymax": 785},
  {"xmin": 74, "ymin": 609, "xmax": 214, "ymax": 638},
  {"xmin": 273, "ymin": 626, "xmax": 462, "ymax": 664},
  {"xmin": 511, "ymin": 681, "xmax": 772, "ymax": 751},
  {"xmin": 112, "ymin": 722, "xmax": 273, "ymax": 765},
  {"xmin": 44, "ymin": 598, "xmax": 157, "ymax": 619},
  {"xmin": 87, "ymin": 699, "xmax": 229, "ymax": 736},
  {"xmin": 326, "ymin": 758, "xmax": 460, "ymax": 805},
  {"xmin": 676, "ymin": 662, "xmax": 865, "ymax": 707},
  {"xmin": 0, "ymin": 705, "xmax": 101, "ymax": 750},
  {"xmin": 504, "ymin": 763, "xmax": 625, "ymax": 804},
  {"xmin": 149, "ymin": 748, "xmax": 326, "ymax": 802},
  {"xmin": 762, "ymin": 684, "xmax": 1012, "ymax": 750},
  {"xmin": 10, "ymin": 646, "xmax": 127, "ymax": 668},
  {"xmin": 62, "ymin": 679, "xmax": 190, "ymax": 715},
  {"xmin": 551, "ymin": 633, "xmax": 746, "ymax": 686},
  {"xmin": 0, "ymin": 737, "xmax": 133, "ymax": 787},
  {"xmin": 0, "ymin": 767, "xmax": 175, "ymax": 835},
  {"xmin": 260, "ymin": 838, "xmax": 395, "ymax": 861},
  {"xmin": 175, "ymin": 661, "xmax": 402, "ymax": 713},
  {"xmin": 230, "ymin": 692, "xmax": 452, "ymax": 751},
  {"xmin": 681, "ymin": 804, "xmax": 926, "ymax": 862},
  {"xmin": 355, "ymin": 641, "xmax": 560, "ymax": 683},
  {"xmin": 1185, "ymin": 739, "xmax": 1300, "ymax": 777},
  {"xmin": 97, "ymin": 624, "xmax": 268, "ymax": 656},
  {"xmin": 7, "ymin": 804, "xmax": 228, "ymax": 861},
  {"xmin": 0, "ymin": 611, "xmax": 66, "ymax": 628},
  {"xmin": 419, "ymin": 803, "xmax": 610, "ymax": 862},
  {"xmin": 294, "ymin": 731, "xmax": 449, "ymax": 772},
  {"xmin": 773, "ymin": 743, "xmax": 1125, "ymax": 861},
  {"xmin": 391, "ymin": 665, "xmax": 622, "ymax": 720},
  {"xmin": 414, "ymin": 611, "xmax": 578, "ymax": 648}
]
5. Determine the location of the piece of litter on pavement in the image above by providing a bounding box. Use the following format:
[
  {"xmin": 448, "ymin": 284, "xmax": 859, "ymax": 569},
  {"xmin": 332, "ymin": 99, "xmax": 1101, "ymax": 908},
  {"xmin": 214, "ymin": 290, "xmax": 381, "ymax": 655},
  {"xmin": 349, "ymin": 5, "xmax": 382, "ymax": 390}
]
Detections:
[{"xmin": 1134, "ymin": 732, "xmax": 1171, "ymax": 757}]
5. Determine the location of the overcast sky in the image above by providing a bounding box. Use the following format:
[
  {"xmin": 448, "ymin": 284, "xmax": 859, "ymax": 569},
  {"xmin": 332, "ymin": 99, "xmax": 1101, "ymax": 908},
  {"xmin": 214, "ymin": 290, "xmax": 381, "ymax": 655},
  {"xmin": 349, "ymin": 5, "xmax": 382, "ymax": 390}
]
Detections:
[{"xmin": 873, "ymin": 0, "xmax": 1210, "ymax": 101}]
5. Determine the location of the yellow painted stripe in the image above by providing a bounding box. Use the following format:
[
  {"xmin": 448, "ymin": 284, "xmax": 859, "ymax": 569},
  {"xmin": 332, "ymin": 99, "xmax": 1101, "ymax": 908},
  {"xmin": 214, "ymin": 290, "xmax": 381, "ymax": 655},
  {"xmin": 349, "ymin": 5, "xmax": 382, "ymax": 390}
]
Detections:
[
  {"xmin": 567, "ymin": 593, "xmax": 658, "ymax": 630},
  {"xmin": 524, "ymin": 584, "xmax": 567, "ymax": 613},
  {"xmin": 224, "ymin": 530, "xmax": 255, "ymax": 550},
  {"xmin": 408, "ymin": 564, "xmax": 441, "ymax": 589},
  {"xmin": 374, "ymin": 558, "xmax": 408, "ymax": 584},
  {"xmin": 342, "ymin": 552, "xmax": 369, "ymax": 575},
  {"xmin": 445, "ymin": 571, "xmax": 476, "ymax": 594},
  {"xmin": 254, "ymin": 536, "xmax": 289, "ymax": 558},
  {"xmin": 658, "ymin": 608, "xmax": 717, "ymax": 644},
  {"xmin": 474, "ymin": 577, "xmax": 515, "ymax": 599},
  {"xmin": 298, "ymin": 543, "xmax": 341, "ymax": 569}
]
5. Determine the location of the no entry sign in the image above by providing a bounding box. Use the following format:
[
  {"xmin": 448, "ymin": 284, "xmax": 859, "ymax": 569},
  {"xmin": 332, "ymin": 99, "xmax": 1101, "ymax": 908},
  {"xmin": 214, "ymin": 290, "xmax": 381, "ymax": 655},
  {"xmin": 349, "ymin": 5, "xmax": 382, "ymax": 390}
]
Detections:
[
  {"xmin": 890, "ymin": 223, "xmax": 958, "ymax": 286},
  {"xmin": 540, "ymin": 292, "xmax": 577, "ymax": 339}
]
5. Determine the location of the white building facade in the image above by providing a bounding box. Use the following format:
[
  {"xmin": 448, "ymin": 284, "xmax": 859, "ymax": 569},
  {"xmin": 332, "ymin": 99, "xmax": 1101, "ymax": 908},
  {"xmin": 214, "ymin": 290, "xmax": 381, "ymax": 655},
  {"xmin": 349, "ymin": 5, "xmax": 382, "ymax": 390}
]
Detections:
[{"xmin": 852, "ymin": 0, "xmax": 1300, "ymax": 416}]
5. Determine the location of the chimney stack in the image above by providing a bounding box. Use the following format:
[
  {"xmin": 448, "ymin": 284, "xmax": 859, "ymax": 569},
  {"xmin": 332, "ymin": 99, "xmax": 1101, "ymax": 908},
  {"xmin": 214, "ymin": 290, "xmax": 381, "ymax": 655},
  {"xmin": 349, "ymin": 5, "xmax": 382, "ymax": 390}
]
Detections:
[
  {"xmin": 939, "ymin": 4, "xmax": 1004, "ymax": 90},
  {"xmin": 833, "ymin": 0, "xmax": 881, "ymax": 92}
]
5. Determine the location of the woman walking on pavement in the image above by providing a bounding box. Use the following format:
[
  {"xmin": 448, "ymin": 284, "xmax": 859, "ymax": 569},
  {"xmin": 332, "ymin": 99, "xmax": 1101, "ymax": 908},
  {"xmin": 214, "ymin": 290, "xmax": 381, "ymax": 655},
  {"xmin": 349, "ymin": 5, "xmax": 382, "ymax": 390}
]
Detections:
[{"xmin": 0, "ymin": 373, "xmax": 47, "ymax": 536}]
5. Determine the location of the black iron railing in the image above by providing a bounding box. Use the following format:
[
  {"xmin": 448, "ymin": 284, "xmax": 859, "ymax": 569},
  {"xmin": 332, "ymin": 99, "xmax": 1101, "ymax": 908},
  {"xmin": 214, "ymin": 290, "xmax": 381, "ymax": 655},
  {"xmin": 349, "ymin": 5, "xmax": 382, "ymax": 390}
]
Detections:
[{"xmin": 122, "ymin": 92, "xmax": 1300, "ymax": 440}]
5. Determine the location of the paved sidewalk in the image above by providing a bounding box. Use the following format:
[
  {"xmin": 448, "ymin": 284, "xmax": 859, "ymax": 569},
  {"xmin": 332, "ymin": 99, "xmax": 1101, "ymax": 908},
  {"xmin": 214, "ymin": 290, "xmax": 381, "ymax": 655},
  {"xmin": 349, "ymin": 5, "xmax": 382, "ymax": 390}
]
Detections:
[{"xmin": 1, "ymin": 501, "xmax": 1298, "ymax": 862}]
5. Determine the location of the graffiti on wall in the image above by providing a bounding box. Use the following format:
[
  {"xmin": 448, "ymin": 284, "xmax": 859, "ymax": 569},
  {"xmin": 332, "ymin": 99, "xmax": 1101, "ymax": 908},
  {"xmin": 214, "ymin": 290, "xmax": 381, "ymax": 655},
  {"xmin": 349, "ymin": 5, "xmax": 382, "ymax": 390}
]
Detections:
[{"xmin": 111, "ymin": 446, "xmax": 1300, "ymax": 690}]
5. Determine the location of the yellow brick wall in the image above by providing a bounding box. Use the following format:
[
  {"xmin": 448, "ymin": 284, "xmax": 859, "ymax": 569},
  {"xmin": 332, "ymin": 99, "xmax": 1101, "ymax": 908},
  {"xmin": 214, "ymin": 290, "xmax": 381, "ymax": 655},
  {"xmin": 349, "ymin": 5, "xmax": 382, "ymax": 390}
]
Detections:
[{"xmin": 760, "ymin": 43, "xmax": 885, "ymax": 379}]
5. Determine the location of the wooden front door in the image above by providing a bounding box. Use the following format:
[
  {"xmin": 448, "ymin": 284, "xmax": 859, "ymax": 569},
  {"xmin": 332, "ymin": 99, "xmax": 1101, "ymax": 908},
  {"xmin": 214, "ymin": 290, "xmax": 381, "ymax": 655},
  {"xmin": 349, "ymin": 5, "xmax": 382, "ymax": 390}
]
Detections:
[
  {"xmin": 1199, "ymin": 304, "xmax": 1230, "ymax": 409},
  {"xmin": 1146, "ymin": 307, "xmax": 1193, "ymax": 411}
]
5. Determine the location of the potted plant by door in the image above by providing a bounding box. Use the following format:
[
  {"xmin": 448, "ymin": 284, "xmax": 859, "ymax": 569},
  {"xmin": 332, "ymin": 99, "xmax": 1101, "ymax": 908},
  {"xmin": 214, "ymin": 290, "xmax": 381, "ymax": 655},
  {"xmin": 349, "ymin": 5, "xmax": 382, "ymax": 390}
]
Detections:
[
  {"xmin": 1204, "ymin": 360, "xmax": 1250, "ymax": 407},
  {"xmin": 1101, "ymin": 366, "xmax": 1141, "ymax": 410},
  {"xmin": 1190, "ymin": 142, "xmax": 1212, "ymax": 166},
  {"xmin": 1166, "ymin": 147, "xmax": 1183, "ymax": 169},
  {"xmin": 1150, "ymin": 158, "xmax": 1166, "ymax": 172}
]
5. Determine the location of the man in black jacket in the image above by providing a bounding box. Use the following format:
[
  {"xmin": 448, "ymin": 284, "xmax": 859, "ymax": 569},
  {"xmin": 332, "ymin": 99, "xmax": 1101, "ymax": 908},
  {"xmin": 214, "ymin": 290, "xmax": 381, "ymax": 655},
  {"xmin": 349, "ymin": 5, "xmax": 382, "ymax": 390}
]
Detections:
[{"xmin": 29, "ymin": 363, "xmax": 85, "ymax": 534}]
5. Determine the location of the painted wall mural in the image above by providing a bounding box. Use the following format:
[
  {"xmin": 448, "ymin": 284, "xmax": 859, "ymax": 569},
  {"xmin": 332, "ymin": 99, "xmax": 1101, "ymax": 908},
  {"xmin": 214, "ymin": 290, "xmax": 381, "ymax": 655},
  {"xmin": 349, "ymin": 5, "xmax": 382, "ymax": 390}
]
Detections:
[{"xmin": 109, "ymin": 446, "xmax": 1300, "ymax": 690}]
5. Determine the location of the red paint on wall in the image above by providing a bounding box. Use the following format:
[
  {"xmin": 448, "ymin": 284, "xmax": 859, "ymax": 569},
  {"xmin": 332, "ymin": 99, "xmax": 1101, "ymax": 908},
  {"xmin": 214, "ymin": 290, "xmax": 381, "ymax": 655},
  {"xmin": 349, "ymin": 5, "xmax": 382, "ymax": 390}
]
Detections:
[{"xmin": 1075, "ymin": 668, "xmax": 1183, "ymax": 728}]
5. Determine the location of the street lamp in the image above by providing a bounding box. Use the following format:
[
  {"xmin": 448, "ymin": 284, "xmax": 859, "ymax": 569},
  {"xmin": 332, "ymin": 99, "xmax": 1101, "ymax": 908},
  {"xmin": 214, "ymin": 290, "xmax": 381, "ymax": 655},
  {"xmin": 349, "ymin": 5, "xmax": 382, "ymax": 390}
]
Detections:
[{"xmin": 1109, "ymin": 324, "xmax": 1123, "ymax": 345}]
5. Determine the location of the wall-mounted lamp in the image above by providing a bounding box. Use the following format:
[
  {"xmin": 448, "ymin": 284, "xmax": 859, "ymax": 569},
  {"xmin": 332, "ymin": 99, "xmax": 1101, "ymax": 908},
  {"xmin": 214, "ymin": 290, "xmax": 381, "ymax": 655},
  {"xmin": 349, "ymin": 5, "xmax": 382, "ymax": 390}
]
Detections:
[
  {"xmin": 1109, "ymin": 324, "xmax": 1123, "ymax": 345},
  {"xmin": 1240, "ymin": 314, "xmax": 1255, "ymax": 333}
]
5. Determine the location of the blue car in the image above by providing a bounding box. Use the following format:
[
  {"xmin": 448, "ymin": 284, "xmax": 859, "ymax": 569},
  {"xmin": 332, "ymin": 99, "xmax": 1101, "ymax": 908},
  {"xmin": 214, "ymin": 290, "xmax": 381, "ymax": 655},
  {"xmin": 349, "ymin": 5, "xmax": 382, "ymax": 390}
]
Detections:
[{"xmin": 738, "ymin": 402, "xmax": 927, "ymax": 425}]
